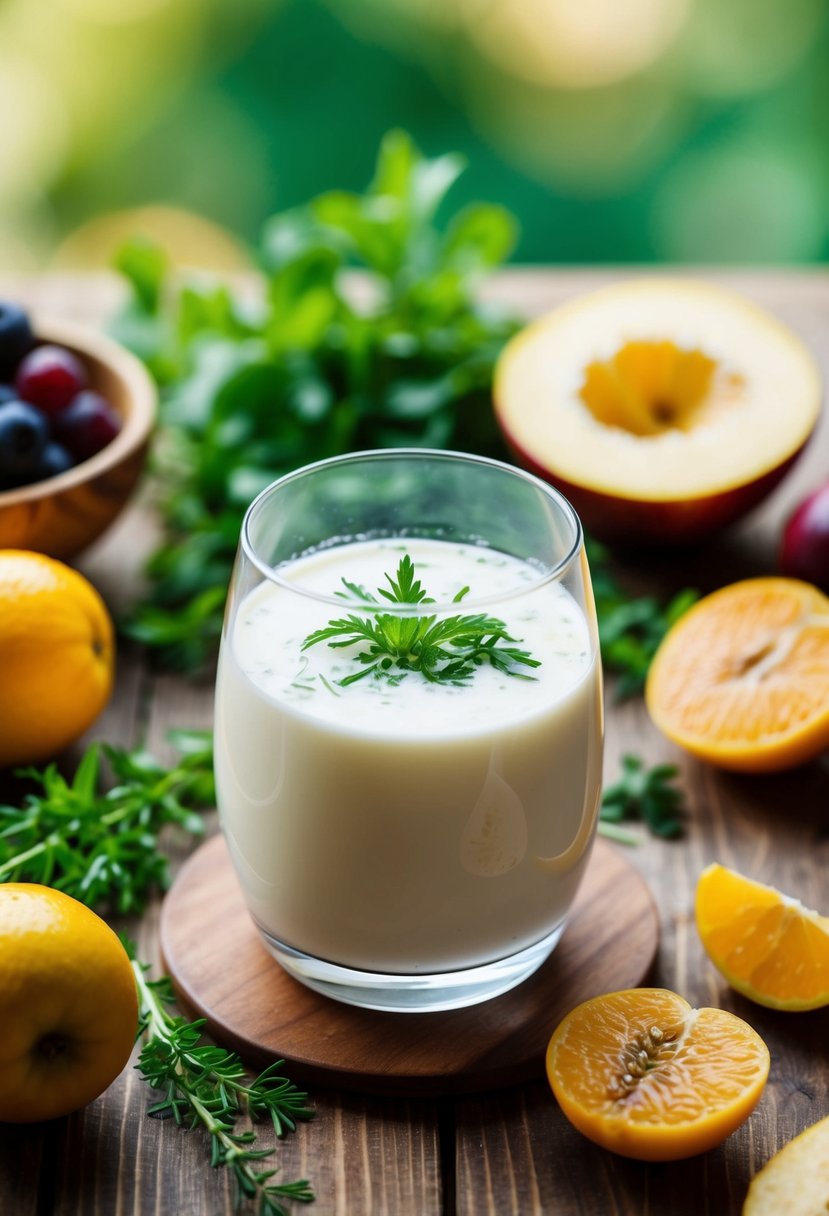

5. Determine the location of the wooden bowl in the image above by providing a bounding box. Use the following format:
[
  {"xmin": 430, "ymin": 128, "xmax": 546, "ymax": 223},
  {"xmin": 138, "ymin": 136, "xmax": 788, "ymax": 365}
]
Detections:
[{"xmin": 0, "ymin": 318, "xmax": 156, "ymax": 560}]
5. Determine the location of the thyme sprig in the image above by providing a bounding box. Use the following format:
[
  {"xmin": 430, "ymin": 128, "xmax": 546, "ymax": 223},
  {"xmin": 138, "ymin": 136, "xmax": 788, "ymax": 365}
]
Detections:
[
  {"xmin": 132, "ymin": 960, "xmax": 314, "ymax": 1215},
  {"xmin": 599, "ymin": 754, "xmax": 685, "ymax": 843},
  {"xmin": 0, "ymin": 732, "xmax": 213, "ymax": 913},
  {"xmin": 302, "ymin": 553, "xmax": 540, "ymax": 687}
]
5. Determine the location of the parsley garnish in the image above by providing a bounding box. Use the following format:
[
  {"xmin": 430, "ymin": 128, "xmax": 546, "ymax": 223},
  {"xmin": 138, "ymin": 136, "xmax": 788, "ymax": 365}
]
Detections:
[
  {"xmin": 599, "ymin": 754, "xmax": 685, "ymax": 842},
  {"xmin": 302, "ymin": 553, "xmax": 540, "ymax": 687},
  {"xmin": 0, "ymin": 732, "xmax": 213, "ymax": 913}
]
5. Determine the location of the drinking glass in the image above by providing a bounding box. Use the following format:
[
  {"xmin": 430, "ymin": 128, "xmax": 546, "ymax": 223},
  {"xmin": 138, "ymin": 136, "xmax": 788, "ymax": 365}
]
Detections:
[{"xmin": 214, "ymin": 449, "xmax": 603, "ymax": 1012}]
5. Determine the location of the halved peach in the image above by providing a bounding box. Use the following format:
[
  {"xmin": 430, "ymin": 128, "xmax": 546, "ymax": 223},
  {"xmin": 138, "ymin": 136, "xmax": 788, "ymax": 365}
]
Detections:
[{"xmin": 494, "ymin": 279, "xmax": 822, "ymax": 544}]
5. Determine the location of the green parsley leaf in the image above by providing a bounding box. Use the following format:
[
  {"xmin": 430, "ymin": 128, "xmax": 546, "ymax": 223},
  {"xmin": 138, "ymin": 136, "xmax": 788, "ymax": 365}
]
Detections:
[
  {"xmin": 599, "ymin": 754, "xmax": 685, "ymax": 842},
  {"xmin": 302, "ymin": 554, "xmax": 540, "ymax": 687},
  {"xmin": 0, "ymin": 734, "xmax": 214, "ymax": 913}
]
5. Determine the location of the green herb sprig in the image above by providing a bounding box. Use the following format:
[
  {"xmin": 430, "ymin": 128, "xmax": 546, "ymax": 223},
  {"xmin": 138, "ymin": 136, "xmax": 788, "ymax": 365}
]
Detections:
[
  {"xmin": 599, "ymin": 754, "xmax": 685, "ymax": 843},
  {"xmin": 0, "ymin": 732, "xmax": 213, "ymax": 913},
  {"xmin": 302, "ymin": 553, "xmax": 540, "ymax": 687},
  {"xmin": 132, "ymin": 959, "xmax": 314, "ymax": 1216},
  {"xmin": 588, "ymin": 540, "xmax": 698, "ymax": 698},
  {"xmin": 113, "ymin": 129, "xmax": 520, "ymax": 672}
]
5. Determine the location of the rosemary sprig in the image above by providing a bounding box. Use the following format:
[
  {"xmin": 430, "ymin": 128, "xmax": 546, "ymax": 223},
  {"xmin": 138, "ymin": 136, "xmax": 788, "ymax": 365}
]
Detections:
[
  {"xmin": 132, "ymin": 959, "xmax": 314, "ymax": 1215},
  {"xmin": 303, "ymin": 554, "xmax": 540, "ymax": 687},
  {"xmin": 0, "ymin": 732, "xmax": 213, "ymax": 913},
  {"xmin": 599, "ymin": 754, "xmax": 685, "ymax": 842}
]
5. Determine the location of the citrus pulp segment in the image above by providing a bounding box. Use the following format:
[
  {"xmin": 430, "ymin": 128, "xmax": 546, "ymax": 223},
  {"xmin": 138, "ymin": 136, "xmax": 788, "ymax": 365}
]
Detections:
[
  {"xmin": 645, "ymin": 577, "xmax": 829, "ymax": 772},
  {"xmin": 546, "ymin": 987, "xmax": 770, "ymax": 1161},
  {"xmin": 696, "ymin": 863, "xmax": 829, "ymax": 1011}
]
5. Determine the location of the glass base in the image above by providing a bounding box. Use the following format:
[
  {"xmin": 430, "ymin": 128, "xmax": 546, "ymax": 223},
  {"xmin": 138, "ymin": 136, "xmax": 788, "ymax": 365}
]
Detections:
[{"xmin": 255, "ymin": 921, "xmax": 567, "ymax": 1013}]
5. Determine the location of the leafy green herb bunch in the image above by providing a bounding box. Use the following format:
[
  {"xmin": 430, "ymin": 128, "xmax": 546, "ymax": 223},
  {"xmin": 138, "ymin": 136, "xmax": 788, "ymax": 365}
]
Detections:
[{"xmin": 113, "ymin": 130, "xmax": 520, "ymax": 670}]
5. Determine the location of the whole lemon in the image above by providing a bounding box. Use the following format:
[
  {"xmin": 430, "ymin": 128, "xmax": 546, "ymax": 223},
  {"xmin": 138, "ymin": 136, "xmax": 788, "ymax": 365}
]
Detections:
[
  {"xmin": 0, "ymin": 884, "xmax": 138, "ymax": 1122},
  {"xmin": 0, "ymin": 550, "xmax": 115, "ymax": 768}
]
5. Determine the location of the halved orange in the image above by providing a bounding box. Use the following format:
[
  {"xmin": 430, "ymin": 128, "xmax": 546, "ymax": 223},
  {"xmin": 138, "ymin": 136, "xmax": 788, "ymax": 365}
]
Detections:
[
  {"xmin": 645, "ymin": 577, "xmax": 829, "ymax": 772},
  {"xmin": 696, "ymin": 863, "xmax": 829, "ymax": 1011},
  {"xmin": 743, "ymin": 1114, "xmax": 829, "ymax": 1214},
  {"xmin": 546, "ymin": 988, "xmax": 769, "ymax": 1161}
]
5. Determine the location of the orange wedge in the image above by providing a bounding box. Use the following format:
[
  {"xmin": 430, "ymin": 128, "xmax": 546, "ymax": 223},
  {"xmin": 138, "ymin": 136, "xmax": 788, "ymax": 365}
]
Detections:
[
  {"xmin": 743, "ymin": 1114, "xmax": 829, "ymax": 1215},
  {"xmin": 546, "ymin": 988, "xmax": 769, "ymax": 1161},
  {"xmin": 696, "ymin": 863, "xmax": 829, "ymax": 1011},
  {"xmin": 645, "ymin": 577, "xmax": 829, "ymax": 772}
]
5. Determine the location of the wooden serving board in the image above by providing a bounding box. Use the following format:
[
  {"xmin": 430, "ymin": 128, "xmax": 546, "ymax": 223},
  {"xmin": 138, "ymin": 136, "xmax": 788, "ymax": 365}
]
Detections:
[{"xmin": 160, "ymin": 833, "xmax": 659, "ymax": 1095}]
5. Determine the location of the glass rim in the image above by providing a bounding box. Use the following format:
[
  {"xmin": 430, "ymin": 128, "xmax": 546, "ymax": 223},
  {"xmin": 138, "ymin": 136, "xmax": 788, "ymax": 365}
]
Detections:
[{"xmin": 240, "ymin": 448, "xmax": 585, "ymax": 612}]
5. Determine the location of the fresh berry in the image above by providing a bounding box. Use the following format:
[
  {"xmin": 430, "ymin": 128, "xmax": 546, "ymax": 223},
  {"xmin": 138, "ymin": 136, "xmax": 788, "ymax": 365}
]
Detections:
[
  {"xmin": 0, "ymin": 302, "xmax": 34, "ymax": 380},
  {"xmin": 52, "ymin": 390, "xmax": 121, "ymax": 461},
  {"xmin": 0, "ymin": 400, "xmax": 49, "ymax": 483},
  {"xmin": 14, "ymin": 344, "xmax": 88, "ymax": 415},
  {"xmin": 0, "ymin": 385, "xmax": 17, "ymax": 406},
  {"xmin": 34, "ymin": 442, "xmax": 74, "ymax": 482},
  {"xmin": 780, "ymin": 481, "xmax": 829, "ymax": 594}
]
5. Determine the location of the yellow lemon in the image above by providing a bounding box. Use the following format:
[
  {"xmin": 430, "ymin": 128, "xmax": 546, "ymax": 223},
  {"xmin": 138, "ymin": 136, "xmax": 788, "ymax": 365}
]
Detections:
[
  {"xmin": 743, "ymin": 1114, "xmax": 829, "ymax": 1214},
  {"xmin": 0, "ymin": 884, "xmax": 138, "ymax": 1122},
  {"xmin": 0, "ymin": 550, "xmax": 115, "ymax": 768}
]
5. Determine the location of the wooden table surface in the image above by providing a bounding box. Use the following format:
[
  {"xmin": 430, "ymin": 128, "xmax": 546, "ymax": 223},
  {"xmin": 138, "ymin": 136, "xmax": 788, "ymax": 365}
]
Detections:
[{"xmin": 1, "ymin": 269, "xmax": 827, "ymax": 1215}]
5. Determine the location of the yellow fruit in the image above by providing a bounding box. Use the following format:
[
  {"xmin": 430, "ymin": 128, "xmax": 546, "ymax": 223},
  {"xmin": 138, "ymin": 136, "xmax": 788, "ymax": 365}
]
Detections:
[
  {"xmin": 494, "ymin": 278, "xmax": 821, "ymax": 545},
  {"xmin": 0, "ymin": 550, "xmax": 115, "ymax": 768},
  {"xmin": 645, "ymin": 577, "xmax": 829, "ymax": 772},
  {"xmin": 743, "ymin": 1114, "xmax": 829, "ymax": 1215},
  {"xmin": 696, "ymin": 863, "xmax": 829, "ymax": 1011},
  {"xmin": 546, "ymin": 987, "xmax": 770, "ymax": 1161},
  {"xmin": 0, "ymin": 884, "xmax": 138, "ymax": 1122}
]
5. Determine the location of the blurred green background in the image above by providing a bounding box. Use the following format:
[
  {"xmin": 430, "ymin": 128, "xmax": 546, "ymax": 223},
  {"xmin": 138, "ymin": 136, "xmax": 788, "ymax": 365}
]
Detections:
[{"xmin": 3, "ymin": 0, "xmax": 828, "ymax": 269}]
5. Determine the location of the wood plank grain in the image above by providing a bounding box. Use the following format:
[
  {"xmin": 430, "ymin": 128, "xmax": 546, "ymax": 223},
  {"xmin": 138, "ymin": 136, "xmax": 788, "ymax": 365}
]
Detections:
[
  {"xmin": 51, "ymin": 1059, "xmax": 443, "ymax": 1215},
  {"xmin": 456, "ymin": 1079, "xmax": 761, "ymax": 1216},
  {"xmin": 0, "ymin": 1125, "xmax": 48, "ymax": 1216},
  {"xmin": 292, "ymin": 1091, "xmax": 443, "ymax": 1216}
]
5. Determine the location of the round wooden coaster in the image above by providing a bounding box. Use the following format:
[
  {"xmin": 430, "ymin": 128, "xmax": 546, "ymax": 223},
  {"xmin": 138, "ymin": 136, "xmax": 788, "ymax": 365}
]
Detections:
[{"xmin": 160, "ymin": 834, "xmax": 659, "ymax": 1096}]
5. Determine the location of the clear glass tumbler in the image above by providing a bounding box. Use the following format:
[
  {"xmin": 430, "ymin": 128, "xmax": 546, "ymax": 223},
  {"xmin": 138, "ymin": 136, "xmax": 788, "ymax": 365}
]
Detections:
[{"xmin": 214, "ymin": 449, "xmax": 603, "ymax": 1012}]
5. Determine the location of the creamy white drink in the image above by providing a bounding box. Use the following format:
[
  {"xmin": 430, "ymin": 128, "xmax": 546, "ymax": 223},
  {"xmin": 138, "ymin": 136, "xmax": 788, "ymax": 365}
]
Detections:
[{"xmin": 215, "ymin": 537, "xmax": 603, "ymax": 977}]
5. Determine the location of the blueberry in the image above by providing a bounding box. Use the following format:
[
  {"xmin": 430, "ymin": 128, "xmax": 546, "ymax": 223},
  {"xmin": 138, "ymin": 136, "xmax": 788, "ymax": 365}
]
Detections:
[
  {"xmin": 0, "ymin": 384, "xmax": 17, "ymax": 406},
  {"xmin": 33, "ymin": 441, "xmax": 74, "ymax": 482},
  {"xmin": 0, "ymin": 302, "xmax": 34, "ymax": 380},
  {"xmin": 0, "ymin": 399, "xmax": 49, "ymax": 479}
]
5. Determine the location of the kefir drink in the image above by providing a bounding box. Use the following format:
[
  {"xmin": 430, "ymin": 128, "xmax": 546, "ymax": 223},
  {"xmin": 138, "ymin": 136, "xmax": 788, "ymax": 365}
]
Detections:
[{"xmin": 215, "ymin": 533, "xmax": 603, "ymax": 1010}]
